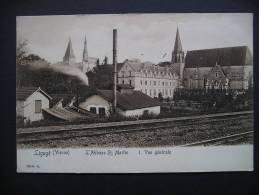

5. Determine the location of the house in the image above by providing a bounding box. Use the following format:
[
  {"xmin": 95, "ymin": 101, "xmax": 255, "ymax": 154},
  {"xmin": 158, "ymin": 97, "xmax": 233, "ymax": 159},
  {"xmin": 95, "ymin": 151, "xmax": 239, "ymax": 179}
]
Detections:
[
  {"xmin": 16, "ymin": 87, "xmax": 52, "ymax": 123},
  {"xmin": 79, "ymin": 85, "xmax": 161, "ymax": 117}
]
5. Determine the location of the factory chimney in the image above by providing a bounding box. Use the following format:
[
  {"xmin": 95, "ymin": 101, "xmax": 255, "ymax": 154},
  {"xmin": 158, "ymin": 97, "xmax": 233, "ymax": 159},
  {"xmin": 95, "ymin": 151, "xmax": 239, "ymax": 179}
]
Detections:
[{"xmin": 112, "ymin": 29, "xmax": 117, "ymax": 113}]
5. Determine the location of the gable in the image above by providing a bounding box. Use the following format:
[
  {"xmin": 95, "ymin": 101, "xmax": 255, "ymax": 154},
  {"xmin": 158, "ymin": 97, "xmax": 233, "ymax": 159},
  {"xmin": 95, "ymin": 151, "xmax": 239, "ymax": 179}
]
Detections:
[
  {"xmin": 25, "ymin": 91, "xmax": 50, "ymax": 103},
  {"xmin": 79, "ymin": 94, "xmax": 111, "ymax": 108},
  {"xmin": 119, "ymin": 62, "xmax": 136, "ymax": 74},
  {"xmin": 207, "ymin": 65, "xmax": 226, "ymax": 80}
]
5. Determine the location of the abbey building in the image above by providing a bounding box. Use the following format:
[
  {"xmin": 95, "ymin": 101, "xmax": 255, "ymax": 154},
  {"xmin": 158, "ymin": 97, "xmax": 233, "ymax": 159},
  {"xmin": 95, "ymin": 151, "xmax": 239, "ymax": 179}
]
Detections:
[
  {"xmin": 170, "ymin": 28, "xmax": 253, "ymax": 91},
  {"xmin": 58, "ymin": 37, "xmax": 98, "ymax": 73}
]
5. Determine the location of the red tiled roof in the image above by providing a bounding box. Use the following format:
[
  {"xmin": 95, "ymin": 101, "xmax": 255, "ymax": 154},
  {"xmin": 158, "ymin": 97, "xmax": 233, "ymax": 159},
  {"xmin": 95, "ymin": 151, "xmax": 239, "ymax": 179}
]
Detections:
[{"xmin": 97, "ymin": 90, "xmax": 160, "ymax": 111}]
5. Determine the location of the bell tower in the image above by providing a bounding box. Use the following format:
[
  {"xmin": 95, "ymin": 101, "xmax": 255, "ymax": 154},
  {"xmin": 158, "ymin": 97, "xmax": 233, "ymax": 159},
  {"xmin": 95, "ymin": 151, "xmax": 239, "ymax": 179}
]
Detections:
[
  {"xmin": 63, "ymin": 38, "xmax": 76, "ymax": 65},
  {"xmin": 171, "ymin": 27, "xmax": 185, "ymax": 82},
  {"xmin": 82, "ymin": 36, "xmax": 89, "ymax": 73},
  {"xmin": 171, "ymin": 27, "xmax": 184, "ymax": 64}
]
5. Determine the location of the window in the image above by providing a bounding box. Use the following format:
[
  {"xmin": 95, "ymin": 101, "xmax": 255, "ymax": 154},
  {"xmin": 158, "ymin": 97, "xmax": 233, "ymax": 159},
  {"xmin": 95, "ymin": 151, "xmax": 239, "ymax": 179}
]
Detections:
[
  {"xmin": 154, "ymin": 89, "xmax": 156, "ymax": 96},
  {"xmin": 145, "ymin": 81, "xmax": 147, "ymax": 85},
  {"xmin": 140, "ymin": 80, "xmax": 142, "ymax": 85},
  {"xmin": 154, "ymin": 81, "xmax": 156, "ymax": 86},
  {"xmin": 122, "ymin": 80, "xmax": 124, "ymax": 84},
  {"xmin": 215, "ymin": 72, "xmax": 218, "ymax": 78},
  {"xmin": 90, "ymin": 107, "xmax": 97, "ymax": 114},
  {"xmin": 150, "ymin": 89, "xmax": 152, "ymax": 96},
  {"xmin": 35, "ymin": 100, "xmax": 42, "ymax": 113},
  {"xmin": 99, "ymin": 107, "xmax": 105, "ymax": 117},
  {"xmin": 129, "ymin": 80, "xmax": 132, "ymax": 86}
]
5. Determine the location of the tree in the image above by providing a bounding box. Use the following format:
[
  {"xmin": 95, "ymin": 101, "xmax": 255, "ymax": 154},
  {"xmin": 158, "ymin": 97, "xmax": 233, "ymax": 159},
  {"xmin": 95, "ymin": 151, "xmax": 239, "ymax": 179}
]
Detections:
[
  {"xmin": 16, "ymin": 39, "xmax": 28, "ymax": 66},
  {"xmin": 158, "ymin": 92, "xmax": 163, "ymax": 102}
]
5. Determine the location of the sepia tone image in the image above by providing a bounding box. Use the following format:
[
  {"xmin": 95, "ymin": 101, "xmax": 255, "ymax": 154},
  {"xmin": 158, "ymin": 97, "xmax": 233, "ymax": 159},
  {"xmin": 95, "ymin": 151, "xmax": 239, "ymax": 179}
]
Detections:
[{"xmin": 16, "ymin": 13, "xmax": 253, "ymax": 149}]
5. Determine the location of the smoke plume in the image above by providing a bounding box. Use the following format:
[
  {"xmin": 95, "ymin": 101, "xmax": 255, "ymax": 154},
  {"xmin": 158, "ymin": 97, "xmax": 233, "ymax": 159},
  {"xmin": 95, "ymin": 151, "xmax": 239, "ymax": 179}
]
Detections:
[
  {"xmin": 27, "ymin": 61, "xmax": 89, "ymax": 86},
  {"xmin": 51, "ymin": 63, "xmax": 89, "ymax": 86}
]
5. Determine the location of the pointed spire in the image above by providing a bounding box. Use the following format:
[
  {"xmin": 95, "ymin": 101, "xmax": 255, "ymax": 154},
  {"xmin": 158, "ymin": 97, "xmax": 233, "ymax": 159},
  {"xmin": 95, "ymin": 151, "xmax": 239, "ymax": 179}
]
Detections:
[
  {"xmin": 82, "ymin": 35, "xmax": 88, "ymax": 62},
  {"xmin": 173, "ymin": 27, "xmax": 183, "ymax": 53},
  {"xmin": 63, "ymin": 38, "xmax": 76, "ymax": 64},
  {"xmin": 171, "ymin": 26, "xmax": 184, "ymax": 64}
]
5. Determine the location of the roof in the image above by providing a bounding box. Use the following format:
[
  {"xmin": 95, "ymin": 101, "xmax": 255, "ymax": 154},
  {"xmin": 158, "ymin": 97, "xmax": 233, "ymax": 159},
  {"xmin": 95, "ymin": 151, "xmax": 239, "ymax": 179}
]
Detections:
[
  {"xmin": 49, "ymin": 93, "xmax": 75, "ymax": 107},
  {"xmin": 43, "ymin": 106, "xmax": 95, "ymax": 122},
  {"xmin": 117, "ymin": 84, "xmax": 134, "ymax": 89},
  {"xmin": 121, "ymin": 59, "xmax": 178, "ymax": 75},
  {"xmin": 185, "ymin": 46, "xmax": 252, "ymax": 68},
  {"xmin": 173, "ymin": 27, "xmax": 183, "ymax": 53},
  {"xmin": 63, "ymin": 38, "xmax": 76, "ymax": 63},
  {"xmin": 16, "ymin": 87, "xmax": 52, "ymax": 101},
  {"xmin": 96, "ymin": 90, "xmax": 160, "ymax": 111}
]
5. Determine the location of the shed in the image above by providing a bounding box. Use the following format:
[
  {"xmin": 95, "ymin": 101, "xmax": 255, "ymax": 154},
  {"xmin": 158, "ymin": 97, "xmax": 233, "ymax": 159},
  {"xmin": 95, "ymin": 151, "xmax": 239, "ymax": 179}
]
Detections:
[{"xmin": 16, "ymin": 87, "xmax": 52, "ymax": 123}]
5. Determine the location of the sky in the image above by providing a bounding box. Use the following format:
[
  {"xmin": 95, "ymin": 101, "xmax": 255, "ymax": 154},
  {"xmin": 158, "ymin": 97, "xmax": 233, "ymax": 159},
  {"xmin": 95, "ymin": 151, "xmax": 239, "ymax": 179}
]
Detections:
[{"xmin": 17, "ymin": 13, "xmax": 253, "ymax": 64}]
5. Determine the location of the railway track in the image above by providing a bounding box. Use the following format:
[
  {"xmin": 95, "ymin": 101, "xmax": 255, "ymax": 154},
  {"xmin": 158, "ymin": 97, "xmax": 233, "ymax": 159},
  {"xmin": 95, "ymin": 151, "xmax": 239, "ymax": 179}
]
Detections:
[
  {"xmin": 180, "ymin": 131, "xmax": 253, "ymax": 146},
  {"xmin": 17, "ymin": 111, "xmax": 253, "ymax": 145}
]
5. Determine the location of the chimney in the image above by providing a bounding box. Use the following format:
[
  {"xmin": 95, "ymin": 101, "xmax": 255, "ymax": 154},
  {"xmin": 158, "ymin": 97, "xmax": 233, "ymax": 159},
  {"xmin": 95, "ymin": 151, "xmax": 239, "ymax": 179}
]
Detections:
[{"xmin": 112, "ymin": 29, "xmax": 117, "ymax": 113}]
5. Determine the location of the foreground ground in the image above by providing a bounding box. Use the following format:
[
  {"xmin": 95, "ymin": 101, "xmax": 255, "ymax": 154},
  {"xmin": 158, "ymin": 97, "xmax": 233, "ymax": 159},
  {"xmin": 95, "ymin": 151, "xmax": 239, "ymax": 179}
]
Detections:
[{"xmin": 17, "ymin": 113, "xmax": 253, "ymax": 148}]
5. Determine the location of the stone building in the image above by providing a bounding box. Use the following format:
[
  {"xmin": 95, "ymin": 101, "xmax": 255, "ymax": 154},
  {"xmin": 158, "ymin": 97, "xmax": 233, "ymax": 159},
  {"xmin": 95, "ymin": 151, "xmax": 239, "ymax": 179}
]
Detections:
[
  {"xmin": 56, "ymin": 37, "xmax": 98, "ymax": 73},
  {"xmin": 183, "ymin": 46, "xmax": 253, "ymax": 90},
  {"xmin": 168, "ymin": 27, "xmax": 253, "ymax": 90},
  {"xmin": 117, "ymin": 59, "xmax": 180, "ymax": 98}
]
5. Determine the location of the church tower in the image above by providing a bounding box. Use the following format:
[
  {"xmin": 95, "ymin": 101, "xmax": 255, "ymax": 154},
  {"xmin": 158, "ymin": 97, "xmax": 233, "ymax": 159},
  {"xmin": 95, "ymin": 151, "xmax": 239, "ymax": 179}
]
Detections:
[
  {"xmin": 82, "ymin": 36, "xmax": 88, "ymax": 63},
  {"xmin": 82, "ymin": 36, "xmax": 90, "ymax": 73},
  {"xmin": 171, "ymin": 27, "xmax": 184, "ymax": 63},
  {"xmin": 171, "ymin": 27, "xmax": 185, "ymax": 81},
  {"xmin": 63, "ymin": 38, "xmax": 76, "ymax": 65}
]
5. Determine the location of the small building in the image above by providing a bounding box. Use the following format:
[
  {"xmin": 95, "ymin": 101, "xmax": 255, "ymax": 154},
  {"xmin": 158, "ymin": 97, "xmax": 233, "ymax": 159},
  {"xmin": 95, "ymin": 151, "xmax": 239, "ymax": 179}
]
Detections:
[
  {"xmin": 79, "ymin": 86, "xmax": 161, "ymax": 117},
  {"xmin": 16, "ymin": 87, "xmax": 52, "ymax": 123}
]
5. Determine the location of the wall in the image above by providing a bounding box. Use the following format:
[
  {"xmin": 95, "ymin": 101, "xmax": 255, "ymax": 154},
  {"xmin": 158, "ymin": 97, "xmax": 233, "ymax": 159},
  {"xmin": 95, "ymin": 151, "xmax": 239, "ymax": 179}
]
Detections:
[
  {"xmin": 79, "ymin": 95, "xmax": 112, "ymax": 116},
  {"xmin": 23, "ymin": 91, "xmax": 50, "ymax": 122},
  {"xmin": 16, "ymin": 100, "xmax": 24, "ymax": 117},
  {"xmin": 184, "ymin": 65, "xmax": 253, "ymax": 90},
  {"xmin": 117, "ymin": 106, "xmax": 160, "ymax": 117}
]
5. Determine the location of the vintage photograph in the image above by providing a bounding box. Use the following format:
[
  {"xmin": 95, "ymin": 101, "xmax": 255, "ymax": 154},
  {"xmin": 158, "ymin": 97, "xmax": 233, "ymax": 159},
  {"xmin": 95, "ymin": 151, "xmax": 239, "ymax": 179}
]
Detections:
[{"xmin": 16, "ymin": 13, "xmax": 253, "ymax": 172}]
